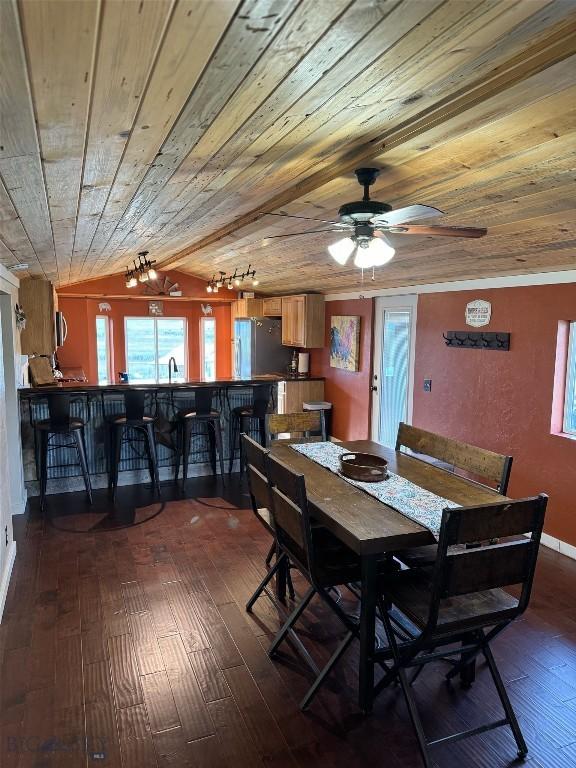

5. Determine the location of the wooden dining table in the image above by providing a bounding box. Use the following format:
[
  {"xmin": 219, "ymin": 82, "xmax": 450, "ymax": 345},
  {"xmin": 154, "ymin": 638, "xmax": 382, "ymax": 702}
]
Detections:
[{"xmin": 270, "ymin": 438, "xmax": 508, "ymax": 713}]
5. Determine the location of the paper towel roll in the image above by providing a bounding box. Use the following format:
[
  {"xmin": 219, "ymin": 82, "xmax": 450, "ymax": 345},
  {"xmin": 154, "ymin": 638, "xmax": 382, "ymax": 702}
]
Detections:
[{"xmin": 298, "ymin": 352, "xmax": 310, "ymax": 375}]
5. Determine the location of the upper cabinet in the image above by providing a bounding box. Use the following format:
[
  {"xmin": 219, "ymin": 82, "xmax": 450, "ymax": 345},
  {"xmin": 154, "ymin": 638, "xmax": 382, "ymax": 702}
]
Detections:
[
  {"xmin": 19, "ymin": 279, "xmax": 57, "ymax": 355},
  {"xmin": 233, "ymin": 297, "xmax": 263, "ymax": 318},
  {"xmin": 262, "ymin": 297, "xmax": 282, "ymax": 316},
  {"xmin": 281, "ymin": 294, "xmax": 324, "ymax": 348}
]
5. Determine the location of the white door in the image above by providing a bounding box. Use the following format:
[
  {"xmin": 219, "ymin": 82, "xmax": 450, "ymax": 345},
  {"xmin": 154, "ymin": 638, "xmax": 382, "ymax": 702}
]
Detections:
[{"xmin": 371, "ymin": 295, "xmax": 417, "ymax": 447}]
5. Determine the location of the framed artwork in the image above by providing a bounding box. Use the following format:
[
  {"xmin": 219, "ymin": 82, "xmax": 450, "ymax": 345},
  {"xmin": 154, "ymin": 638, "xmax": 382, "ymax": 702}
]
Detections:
[{"xmin": 330, "ymin": 315, "xmax": 360, "ymax": 371}]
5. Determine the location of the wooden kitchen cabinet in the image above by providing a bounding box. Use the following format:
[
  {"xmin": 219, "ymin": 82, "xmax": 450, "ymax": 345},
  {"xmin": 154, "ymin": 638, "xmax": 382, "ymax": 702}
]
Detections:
[
  {"xmin": 19, "ymin": 279, "xmax": 57, "ymax": 355},
  {"xmin": 262, "ymin": 296, "xmax": 282, "ymax": 316},
  {"xmin": 281, "ymin": 294, "xmax": 324, "ymax": 348},
  {"xmin": 277, "ymin": 379, "xmax": 325, "ymax": 413},
  {"xmin": 233, "ymin": 298, "xmax": 264, "ymax": 318}
]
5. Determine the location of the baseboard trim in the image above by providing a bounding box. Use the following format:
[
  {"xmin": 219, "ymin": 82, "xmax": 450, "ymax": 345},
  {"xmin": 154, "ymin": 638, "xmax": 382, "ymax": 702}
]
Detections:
[
  {"xmin": 540, "ymin": 531, "xmax": 576, "ymax": 561},
  {"xmin": 12, "ymin": 488, "xmax": 28, "ymax": 515},
  {"xmin": 0, "ymin": 541, "xmax": 16, "ymax": 622},
  {"xmin": 25, "ymin": 462, "xmax": 216, "ymax": 497}
]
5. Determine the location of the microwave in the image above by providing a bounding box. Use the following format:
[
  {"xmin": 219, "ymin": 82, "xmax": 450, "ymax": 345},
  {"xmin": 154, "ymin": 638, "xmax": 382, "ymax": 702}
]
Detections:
[{"xmin": 55, "ymin": 311, "xmax": 68, "ymax": 347}]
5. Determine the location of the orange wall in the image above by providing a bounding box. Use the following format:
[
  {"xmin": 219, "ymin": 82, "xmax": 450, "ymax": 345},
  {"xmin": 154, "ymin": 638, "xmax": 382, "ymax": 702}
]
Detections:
[
  {"xmin": 309, "ymin": 298, "xmax": 374, "ymax": 440},
  {"xmin": 413, "ymin": 284, "xmax": 576, "ymax": 547},
  {"xmin": 56, "ymin": 271, "xmax": 232, "ymax": 383}
]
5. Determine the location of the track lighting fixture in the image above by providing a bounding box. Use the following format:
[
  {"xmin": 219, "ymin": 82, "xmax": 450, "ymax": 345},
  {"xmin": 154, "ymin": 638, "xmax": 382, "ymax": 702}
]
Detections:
[
  {"xmin": 124, "ymin": 251, "xmax": 158, "ymax": 287},
  {"xmin": 206, "ymin": 265, "xmax": 258, "ymax": 293}
]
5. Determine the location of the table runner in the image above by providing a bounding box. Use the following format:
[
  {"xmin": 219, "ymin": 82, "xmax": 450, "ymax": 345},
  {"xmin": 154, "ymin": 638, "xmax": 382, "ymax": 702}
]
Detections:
[{"xmin": 290, "ymin": 441, "xmax": 459, "ymax": 539}]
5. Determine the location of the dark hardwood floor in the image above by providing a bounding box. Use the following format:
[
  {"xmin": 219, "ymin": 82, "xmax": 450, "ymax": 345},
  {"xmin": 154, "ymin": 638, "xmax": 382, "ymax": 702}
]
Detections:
[{"xmin": 2, "ymin": 477, "xmax": 576, "ymax": 768}]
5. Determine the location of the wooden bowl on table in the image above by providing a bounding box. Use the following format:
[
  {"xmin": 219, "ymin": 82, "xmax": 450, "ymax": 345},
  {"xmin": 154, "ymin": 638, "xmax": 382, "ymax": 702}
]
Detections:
[{"xmin": 339, "ymin": 452, "xmax": 389, "ymax": 483}]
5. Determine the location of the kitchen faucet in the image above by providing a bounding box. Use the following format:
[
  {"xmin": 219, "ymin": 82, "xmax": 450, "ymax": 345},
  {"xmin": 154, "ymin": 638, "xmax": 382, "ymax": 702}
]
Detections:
[{"xmin": 168, "ymin": 357, "xmax": 178, "ymax": 384}]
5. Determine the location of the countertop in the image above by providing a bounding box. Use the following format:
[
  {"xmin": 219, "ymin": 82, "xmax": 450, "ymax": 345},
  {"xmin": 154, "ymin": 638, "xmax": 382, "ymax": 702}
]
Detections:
[{"xmin": 19, "ymin": 375, "xmax": 324, "ymax": 396}]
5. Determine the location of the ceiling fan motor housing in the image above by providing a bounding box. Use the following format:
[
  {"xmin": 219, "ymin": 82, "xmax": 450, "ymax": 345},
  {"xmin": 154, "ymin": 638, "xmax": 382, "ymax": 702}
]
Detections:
[{"xmin": 338, "ymin": 199, "xmax": 392, "ymax": 224}]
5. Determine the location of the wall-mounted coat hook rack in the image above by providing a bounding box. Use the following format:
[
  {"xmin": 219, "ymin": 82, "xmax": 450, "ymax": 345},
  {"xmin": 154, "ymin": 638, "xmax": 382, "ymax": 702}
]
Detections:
[{"xmin": 443, "ymin": 331, "xmax": 510, "ymax": 351}]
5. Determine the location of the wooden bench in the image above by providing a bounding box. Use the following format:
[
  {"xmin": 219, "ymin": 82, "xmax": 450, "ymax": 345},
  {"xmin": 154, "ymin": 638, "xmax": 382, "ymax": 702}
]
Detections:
[{"xmin": 395, "ymin": 422, "xmax": 512, "ymax": 493}]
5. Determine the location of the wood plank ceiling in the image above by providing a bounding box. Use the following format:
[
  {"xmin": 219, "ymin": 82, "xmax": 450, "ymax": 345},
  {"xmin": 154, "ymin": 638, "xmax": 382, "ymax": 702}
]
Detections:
[{"xmin": 1, "ymin": 0, "xmax": 575, "ymax": 293}]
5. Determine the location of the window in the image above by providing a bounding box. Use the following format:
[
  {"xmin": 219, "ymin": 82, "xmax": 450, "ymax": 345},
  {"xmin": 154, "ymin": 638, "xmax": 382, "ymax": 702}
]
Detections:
[
  {"xmin": 125, "ymin": 317, "xmax": 186, "ymax": 384},
  {"xmin": 564, "ymin": 322, "xmax": 576, "ymax": 434},
  {"xmin": 200, "ymin": 317, "xmax": 216, "ymax": 380},
  {"xmin": 95, "ymin": 316, "xmax": 111, "ymax": 384}
]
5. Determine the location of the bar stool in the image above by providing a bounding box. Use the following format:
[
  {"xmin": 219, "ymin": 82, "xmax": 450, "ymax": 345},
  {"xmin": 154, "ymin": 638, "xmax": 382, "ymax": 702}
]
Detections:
[
  {"xmin": 32, "ymin": 393, "xmax": 93, "ymax": 512},
  {"xmin": 228, "ymin": 383, "xmax": 273, "ymax": 473},
  {"xmin": 106, "ymin": 389, "xmax": 160, "ymax": 500},
  {"xmin": 174, "ymin": 386, "xmax": 224, "ymax": 482}
]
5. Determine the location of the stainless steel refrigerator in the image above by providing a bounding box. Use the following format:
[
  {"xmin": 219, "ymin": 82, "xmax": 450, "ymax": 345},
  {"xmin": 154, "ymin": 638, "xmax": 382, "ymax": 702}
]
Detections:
[{"xmin": 233, "ymin": 318, "xmax": 293, "ymax": 378}]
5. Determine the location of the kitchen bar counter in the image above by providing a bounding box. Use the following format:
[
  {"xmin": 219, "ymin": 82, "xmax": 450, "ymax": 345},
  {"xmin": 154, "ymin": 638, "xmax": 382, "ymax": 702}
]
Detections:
[
  {"xmin": 18, "ymin": 376, "xmax": 324, "ymax": 496},
  {"xmin": 19, "ymin": 374, "xmax": 324, "ymax": 397}
]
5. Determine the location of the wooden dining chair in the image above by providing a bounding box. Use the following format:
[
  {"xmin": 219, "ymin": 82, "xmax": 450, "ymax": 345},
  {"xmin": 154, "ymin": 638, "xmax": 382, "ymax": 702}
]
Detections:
[
  {"xmin": 395, "ymin": 422, "xmax": 514, "ymax": 569},
  {"xmin": 265, "ymin": 452, "xmax": 392, "ymax": 710},
  {"xmin": 265, "ymin": 411, "xmax": 326, "ymax": 447},
  {"xmin": 375, "ymin": 494, "xmax": 547, "ymax": 768},
  {"xmin": 242, "ymin": 433, "xmax": 294, "ymax": 609}
]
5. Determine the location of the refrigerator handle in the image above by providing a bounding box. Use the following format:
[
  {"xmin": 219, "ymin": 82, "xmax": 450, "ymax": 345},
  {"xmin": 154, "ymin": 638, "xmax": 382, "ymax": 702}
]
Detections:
[{"xmin": 234, "ymin": 338, "xmax": 240, "ymax": 377}]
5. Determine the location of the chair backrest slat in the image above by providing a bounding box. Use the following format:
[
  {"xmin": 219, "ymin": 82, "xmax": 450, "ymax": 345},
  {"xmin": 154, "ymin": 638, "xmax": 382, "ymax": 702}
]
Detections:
[
  {"xmin": 47, "ymin": 393, "xmax": 72, "ymax": 429},
  {"xmin": 242, "ymin": 434, "xmax": 270, "ymax": 513},
  {"xmin": 444, "ymin": 497, "xmax": 544, "ymax": 545},
  {"xmin": 247, "ymin": 464, "xmax": 271, "ymax": 512},
  {"xmin": 124, "ymin": 389, "xmax": 156, "ymax": 421},
  {"xmin": 266, "ymin": 411, "xmax": 326, "ymax": 446},
  {"xmin": 396, "ymin": 422, "xmax": 512, "ymax": 491},
  {"xmin": 242, "ymin": 433, "xmax": 267, "ymax": 472},
  {"xmin": 252, "ymin": 384, "xmax": 273, "ymax": 419},
  {"xmin": 442, "ymin": 540, "xmax": 536, "ymax": 597},
  {"xmin": 194, "ymin": 387, "xmax": 215, "ymax": 416},
  {"xmin": 270, "ymin": 487, "xmax": 305, "ymax": 549}
]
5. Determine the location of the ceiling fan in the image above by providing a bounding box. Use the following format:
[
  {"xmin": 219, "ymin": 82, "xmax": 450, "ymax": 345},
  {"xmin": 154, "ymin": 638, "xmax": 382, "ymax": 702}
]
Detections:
[{"xmin": 264, "ymin": 168, "xmax": 487, "ymax": 269}]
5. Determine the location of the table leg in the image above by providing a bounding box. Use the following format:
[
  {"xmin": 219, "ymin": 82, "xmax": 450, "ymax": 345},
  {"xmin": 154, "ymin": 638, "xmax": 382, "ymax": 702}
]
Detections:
[{"xmin": 359, "ymin": 553, "xmax": 378, "ymax": 714}]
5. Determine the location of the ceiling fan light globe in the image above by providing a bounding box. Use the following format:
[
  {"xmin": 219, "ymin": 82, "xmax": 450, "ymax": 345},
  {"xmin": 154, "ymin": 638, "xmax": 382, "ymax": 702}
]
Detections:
[
  {"xmin": 353, "ymin": 248, "xmax": 374, "ymax": 269},
  {"xmin": 328, "ymin": 237, "xmax": 355, "ymax": 265},
  {"xmin": 206, "ymin": 285, "xmax": 212, "ymax": 293},
  {"xmin": 148, "ymin": 268, "xmax": 157, "ymax": 280},
  {"xmin": 367, "ymin": 236, "xmax": 395, "ymax": 266},
  {"xmin": 139, "ymin": 271, "xmax": 149, "ymax": 282}
]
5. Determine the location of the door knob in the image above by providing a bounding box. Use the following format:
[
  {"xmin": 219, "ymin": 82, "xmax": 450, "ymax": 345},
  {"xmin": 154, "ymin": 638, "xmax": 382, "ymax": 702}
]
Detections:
[{"xmin": 370, "ymin": 385, "xmax": 378, "ymax": 392}]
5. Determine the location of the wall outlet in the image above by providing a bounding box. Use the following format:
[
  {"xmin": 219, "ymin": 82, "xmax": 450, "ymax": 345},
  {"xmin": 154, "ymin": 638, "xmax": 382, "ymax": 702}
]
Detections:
[{"xmin": 424, "ymin": 379, "xmax": 432, "ymax": 392}]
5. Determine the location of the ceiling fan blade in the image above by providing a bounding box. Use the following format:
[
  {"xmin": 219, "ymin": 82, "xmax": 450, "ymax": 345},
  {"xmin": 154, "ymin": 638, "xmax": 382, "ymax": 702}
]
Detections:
[
  {"xmin": 381, "ymin": 224, "xmax": 487, "ymax": 238},
  {"xmin": 266, "ymin": 212, "xmax": 345, "ymax": 226},
  {"xmin": 372, "ymin": 204, "xmax": 444, "ymax": 225},
  {"xmin": 263, "ymin": 228, "xmax": 351, "ymax": 240}
]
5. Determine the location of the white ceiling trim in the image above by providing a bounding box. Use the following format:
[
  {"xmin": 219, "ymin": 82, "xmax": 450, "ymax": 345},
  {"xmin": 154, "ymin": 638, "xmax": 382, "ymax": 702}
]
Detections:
[
  {"xmin": 0, "ymin": 264, "xmax": 20, "ymax": 290},
  {"xmin": 324, "ymin": 270, "xmax": 576, "ymax": 301}
]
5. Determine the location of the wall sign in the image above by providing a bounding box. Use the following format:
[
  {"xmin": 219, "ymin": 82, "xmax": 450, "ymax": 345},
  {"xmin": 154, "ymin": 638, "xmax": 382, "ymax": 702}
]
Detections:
[
  {"xmin": 465, "ymin": 299, "xmax": 491, "ymax": 327},
  {"xmin": 148, "ymin": 300, "xmax": 164, "ymax": 316}
]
